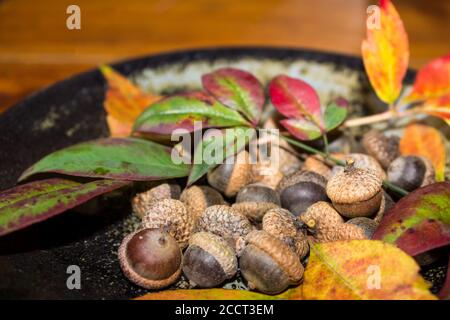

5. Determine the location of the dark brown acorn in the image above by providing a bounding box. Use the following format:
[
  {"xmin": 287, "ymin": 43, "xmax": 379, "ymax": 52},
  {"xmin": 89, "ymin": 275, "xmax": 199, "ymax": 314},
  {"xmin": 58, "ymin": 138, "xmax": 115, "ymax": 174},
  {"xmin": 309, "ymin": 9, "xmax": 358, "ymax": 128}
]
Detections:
[{"xmin": 387, "ymin": 155, "xmax": 435, "ymax": 192}]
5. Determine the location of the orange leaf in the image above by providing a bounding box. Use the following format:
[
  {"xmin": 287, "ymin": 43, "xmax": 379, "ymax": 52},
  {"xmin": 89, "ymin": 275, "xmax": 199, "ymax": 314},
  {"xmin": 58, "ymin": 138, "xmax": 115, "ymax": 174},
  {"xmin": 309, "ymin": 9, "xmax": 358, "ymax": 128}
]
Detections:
[
  {"xmin": 302, "ymin": 240, "xmax": 436, "ymax": 300},
  {"xmin": 399, "ymin": 123, "xmax": 446, "ymax": 181},
  {"xmin": 419, "ymin": 93, "xmax": 450, "ymax": 125},
  {"xmin": 100, "ymin": 65, "xmax": 161, "ymax": 137},
  {"xmin": 362, "ymin": 0, "xmax": 409, "ymax": 104},
  {"xmin": 135, "ymin": 287, "xmax": 302, "ymax": 300},
  {"xmin": 407, "ymin": 54, "xmax": 450, "ymax": 101}
]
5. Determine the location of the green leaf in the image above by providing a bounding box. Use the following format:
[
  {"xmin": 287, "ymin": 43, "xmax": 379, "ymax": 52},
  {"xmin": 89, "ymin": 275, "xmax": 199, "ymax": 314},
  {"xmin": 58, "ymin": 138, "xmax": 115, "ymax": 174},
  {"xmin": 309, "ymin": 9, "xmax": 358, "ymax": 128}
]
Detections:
[
  {"xmin": 324, "ymin": 100, "xmax": 348, "ymax": 131},
  {"xmin": 280, "ymin": 118, "xmax": 322, "ymax": 141},
  {"xmin": 202, "ymin": 68, "xmax": 265, "ymax": 125},
  {"xmin": 0, "ymin": 179, "xmax": 130, "ymax": 236},
  {"xmin": 19, "ymin": 138, "xmax": 190, "ymax": 181},
  {"xmin": 133, "ymin": 91, "xmax": 250, "ymax": 135},
  {"xmin": 187, "ymin": 127, "xmax": 254, "ymax": 185}
]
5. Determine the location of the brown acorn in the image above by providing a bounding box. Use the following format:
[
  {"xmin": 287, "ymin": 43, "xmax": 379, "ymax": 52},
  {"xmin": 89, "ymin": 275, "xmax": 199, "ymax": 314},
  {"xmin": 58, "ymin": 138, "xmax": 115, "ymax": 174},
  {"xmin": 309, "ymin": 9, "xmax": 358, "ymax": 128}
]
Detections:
[
  {"xmin": 346, "ymin": 217, "xmax": 379, "ymax": 239},
  {"xmin": 196, "ymin": 205, "xmax": 253, "ymax": 253},
  {"xmin": 182, "ymin": 232, "xmax": 238, "ymax": 288},
  {"xmin": 373, "ymin": 191, "xmax": 395, "ymax": 223},
  {"xmin": 277, "ymin": 170, "xmax": 328, "ymax": 216},
  {"xmin": 300, "ymin": 202, "xmax": 366, "ymax": 242},
  {"xmin": 233, "ymin": 183, "xmax": 281, "ymax": 221},
  {"xmin": 362, "ymin": 130, "xmax": 400, "ymax": 169},
  {"xmin": 141, "ymin": 199, "xmax": 193, "ymax": 249},
  {"xmin": 302, "ymin": 155, "xmax": 332, "ymax": 179},
  {"xmin": 180, "ymin": 185, "xmax": 225, "ymax": 221},
  {"xmin": 387, "ymin": 155, "xmax": 435, "ymax": 192},
  {"xmin": 250, "ymin": 161, "xmax": 284, "ymax": 189},
  {"xmin": 239, "ymin": 230, "xmax": 304, "ymax": 294},
  {"xmin": 262, "ymin": 208, "xmax": 309, "ymax": 259},
  {"xmin": 331, "ymin": 153, "xmax": 386, "ymax": 180},
  {"xmin": 132, "ymin": 183, "xmax": 181, "ymax": 218},
  {"xmin": 207, "ymin": 150, "xmax": 253, "ymax": 197},
  {"xmin": 118, "ymin": 228, "xmax": 182, "ymax": 290},
  {"xmin": 326, "ymin": 159, "xmax": 383, "ymax": 218}
]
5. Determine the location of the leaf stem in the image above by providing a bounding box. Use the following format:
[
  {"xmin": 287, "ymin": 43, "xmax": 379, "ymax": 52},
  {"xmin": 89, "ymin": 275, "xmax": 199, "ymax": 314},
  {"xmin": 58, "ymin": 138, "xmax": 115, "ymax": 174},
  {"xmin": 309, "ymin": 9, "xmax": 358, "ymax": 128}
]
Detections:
[
  {"xmin": 322, "ymin": 133, "xmax": 329, "ymax": 156},
  {"xmin": 343, "ymin": 109, "xmax": 418, "ymax": 128},
  {"xmin": 279, "ymin": 134, "xmax": 409, "ymax": 196}
]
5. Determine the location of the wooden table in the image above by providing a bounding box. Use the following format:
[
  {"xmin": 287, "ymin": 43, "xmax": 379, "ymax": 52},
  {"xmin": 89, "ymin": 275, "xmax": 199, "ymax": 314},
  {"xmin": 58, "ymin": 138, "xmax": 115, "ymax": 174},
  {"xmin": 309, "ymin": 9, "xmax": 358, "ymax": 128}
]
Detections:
[{"xmin": 0, "ymin": 0, "xmax": 449, "ymax": 112}]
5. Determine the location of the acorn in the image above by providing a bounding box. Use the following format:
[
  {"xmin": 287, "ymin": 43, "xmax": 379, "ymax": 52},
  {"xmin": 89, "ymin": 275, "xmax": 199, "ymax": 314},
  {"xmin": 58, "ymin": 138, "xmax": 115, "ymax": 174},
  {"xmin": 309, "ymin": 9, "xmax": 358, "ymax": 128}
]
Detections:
[
  {"xmin": 373, "ymin": 191, "xmax": 395, "ymax": 223},
  {"xmin": 250, "ymin": 161, "xmax": 284, "ymax": 189},
  {"xmin": 196, "ymin": 205, "xmax": 253, "ymax": 253},
  {"xmin": 300, "ymin": 202, "xmax": 366, "ymax": 242},
  {"xmin": 326, "ymin": 158, "xmax": 383, "ymax": 218},
  {"xmin": 232, "ymin": 202, "xmax": 279, "ymax": 224},
  {"xmin": 277, "ymin": 170, "xmax": 328, "ymax": 216},
  {"xmin": 302, "ymin": 155, "xmax": 332, "ymax": 179},
  {"xmin": 236, "ymin": 183, "xmax": 281, "ymax": 205},
  {"xmin": 207, "ymin": 150, "xmax": 253, "ymax": 197},
  {"xmin": 262, "ymin": 208, "xmax": 309, "ymax": 259},
  {"xmin": 141, "ymin": 199, "xmax": 193, "ymax": 249},
  {"xmin": 239, "ymin": 230, "xmax": 304, "ymax": 294},
  {"xmin": 118, "ymin": 228, "xmax": 182, "ymax": 290},
  {"xmin": 362, "ymin": 130, "xmax": 400, "ymax": 169},
  {"xmin": 387, "ymin": 155, "xmax": 435, "ymax": 192},
  {"xmin": 180, "ymin": 185, "xmax": 225, "ymax": 221},
  {"xmin": 182, "ymin": 232, "xmax": 238, "ymax": 288},
  {"xmin": 346, "ymin": 217, "xmax": 379, "ymax": 239},
  {"xmin": 132, "ymin": 183, "xmax": 181, "ymax": 218},
  {"xmin": 331, "ymin": 153, "xmax": 386, "ymax": 180}
]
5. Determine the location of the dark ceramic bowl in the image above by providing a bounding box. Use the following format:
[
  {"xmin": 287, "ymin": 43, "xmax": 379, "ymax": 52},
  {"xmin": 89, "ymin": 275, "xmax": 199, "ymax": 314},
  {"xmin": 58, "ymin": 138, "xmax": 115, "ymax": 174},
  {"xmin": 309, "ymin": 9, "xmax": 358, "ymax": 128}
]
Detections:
[{"xmin": 0, "ymin": 47, "xmax": 445, "ymax": 299}]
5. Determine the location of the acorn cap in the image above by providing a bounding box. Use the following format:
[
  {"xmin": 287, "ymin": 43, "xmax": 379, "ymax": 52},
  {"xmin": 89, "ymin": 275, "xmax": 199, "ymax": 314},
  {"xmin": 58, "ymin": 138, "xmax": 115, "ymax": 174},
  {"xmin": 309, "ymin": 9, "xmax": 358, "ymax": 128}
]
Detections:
[
  {"xmin": 276, "ymin": 170, "xmax": 327, "ymax": 193},
  {"xmin": 207, "ymin": 150, "xmax": 253, "ymax": 197},
  {"xmin": 180, "ymin": 185, "xmax": 225, "ymax": 221},
  {"xmin": 118, "ymin": 228, "xmax": 182, "ymax": 290},
  {"xmin": 373, "ymin": 191, "xmax": 395, "ymax": 223},
  {"xmin": 196, "ymin": 205, "xmax": 253, "ymax": 249},
  {"xmin": 132, "ymin": 183, "xmax": 181, "ymax": 218},
  {"xmin": 232, "ymin": 202, "xmax": 279, "ymax": 223},
  {"xmin": 326, "ymin": 160, "xmax": 382, "ymax": 217},
  {"xmin": 262, "ymin": 208, "xmax": 309, "ymax": 259},
  {"xmin": 331, "ymin": 153, "xmax": 386, "ymax": 180},
  {"xmin": 188, "ymin": 232, "xmax": 237, "ymax": 279},
  {"xmin": 141, "ymin": 199, "xmax": 193, "ymax": 249},
  {"xmin": 362, "ymin": 130, "xmax": 400, "ymax": 169},
  {"xmin": 419, "ymin": 156, "xmax": 436, "ymax": 186},
  {"xmin": 303, "ymin": 155, "xmax": 332, "ymax": 179},
  {"xmin": 245, "ymin": 230, "xmax": 304, "ymax": 283}
]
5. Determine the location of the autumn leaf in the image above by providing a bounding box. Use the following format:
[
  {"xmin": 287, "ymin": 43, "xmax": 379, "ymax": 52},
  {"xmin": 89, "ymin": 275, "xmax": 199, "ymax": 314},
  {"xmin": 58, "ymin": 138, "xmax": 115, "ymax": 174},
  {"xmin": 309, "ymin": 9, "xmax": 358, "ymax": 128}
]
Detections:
[
  {"xmin": 100, "ymin": 65, "xmax": 161, "ymax": 137},
  {"xmin": 407, "ymin": 54, "xmax": 450, "ymax": 101},
  {"xmin": 0, "ymin": 179, "xmax": 130, "ymax": 236},
  {"xmin": 133, "ymin": 91, "xmax": 250, "ymax": 136},
  {"xmin": 419, "ymin": 93, "xmax": 450, "ymax": 125},
  {"xmin": 135, "ymin": 285, "xmax": 303, "ymax": 300},
  {"xmin": 361, "ymin": 0, "xmax": 409, "ymax": 104},
  {"xmin": 202, "ymin": 68, "xmax": 265, "ymax": 125},
  {"xmin": 302, "ymin": 240, "xmax": 436, "ymax": 300},
  {"xmin": 269, "ymin": 75, "xmax": 347, "ymax": 141},
  {"xmin": 373, "ymin": 182, "xmax": 450, "ymax": 257},
  {"xmin": 399, "ymin": 123, "xmax": 446, "ymax": 181}
]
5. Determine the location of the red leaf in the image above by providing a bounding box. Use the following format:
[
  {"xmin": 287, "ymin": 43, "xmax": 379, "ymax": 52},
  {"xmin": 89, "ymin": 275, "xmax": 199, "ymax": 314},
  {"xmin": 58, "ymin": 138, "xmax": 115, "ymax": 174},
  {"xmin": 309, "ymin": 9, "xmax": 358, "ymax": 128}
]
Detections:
[
  {"xmin": 202, "ymin": 68, "xmax": 265, "ymax": 125},
  {"xmin": 407, "ymin": 54, "xmax": 450, "ymax": 101},
  {"xmin": 269, "ymin": 75, "xmax": 323, "ymax": 128},
  {"xmin": 373, "ymin": 182, "xmax": 450, "ymax": 257}
]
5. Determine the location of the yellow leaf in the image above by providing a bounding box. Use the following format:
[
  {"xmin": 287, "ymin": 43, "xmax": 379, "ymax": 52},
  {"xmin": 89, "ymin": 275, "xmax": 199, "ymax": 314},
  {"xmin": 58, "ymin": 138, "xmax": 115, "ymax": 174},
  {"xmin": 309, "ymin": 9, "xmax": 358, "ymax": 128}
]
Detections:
[
  {"xmin": 100, "ymin": 65, "xmax": 161, "ymax": 137},
  {"xmin": 400, "ymin": 123, "xmax": 446, "ymax": 181},
  {"xmin": 302, "ymin": 240, "xmax": 436, "ymax": 300},
  {"xmin": 362, "ymin": 0, "xmax": 409, "ymax": 104}
]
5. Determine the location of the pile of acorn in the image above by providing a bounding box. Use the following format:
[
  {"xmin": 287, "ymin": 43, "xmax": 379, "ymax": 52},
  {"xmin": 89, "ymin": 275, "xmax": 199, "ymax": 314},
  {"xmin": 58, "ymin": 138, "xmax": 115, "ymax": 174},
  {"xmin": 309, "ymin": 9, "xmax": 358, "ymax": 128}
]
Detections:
[{"xmin": 118, "ymin": 129, "xmax": 436, "ymax": 294}]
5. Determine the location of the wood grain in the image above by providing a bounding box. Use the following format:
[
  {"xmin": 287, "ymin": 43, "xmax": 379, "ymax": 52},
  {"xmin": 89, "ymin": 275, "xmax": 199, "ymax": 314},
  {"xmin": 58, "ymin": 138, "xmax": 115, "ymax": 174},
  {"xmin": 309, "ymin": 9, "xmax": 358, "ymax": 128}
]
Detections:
[{"xmin": 0, "ymin": 0, "xmax": 449, "ymax": 112}]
